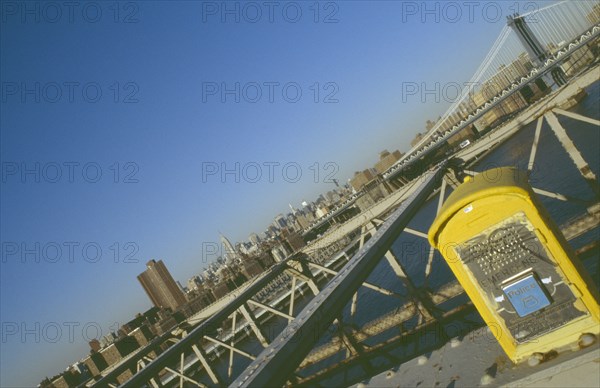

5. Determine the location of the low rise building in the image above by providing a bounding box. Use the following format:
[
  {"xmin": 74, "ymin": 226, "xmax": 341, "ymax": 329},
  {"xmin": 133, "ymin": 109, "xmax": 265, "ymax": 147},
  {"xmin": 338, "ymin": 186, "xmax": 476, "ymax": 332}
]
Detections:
[
  {"xmin": 82, "ymin": 352, "xmax": 109, "ymax": 378},
  {"xmin": 350, "ymin": 169, "xmax": 376, "ymax": 191},
  {"xmin": 374, "ymin": 150, "xmax": 403, "ymax": 174}
]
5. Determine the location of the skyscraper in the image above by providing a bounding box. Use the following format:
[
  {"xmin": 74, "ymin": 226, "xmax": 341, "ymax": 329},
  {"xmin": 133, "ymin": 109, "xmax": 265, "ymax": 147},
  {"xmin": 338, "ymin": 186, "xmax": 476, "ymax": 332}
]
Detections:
[
  {"xmin": 274, "ymin": 214, "xmax": 287, "ymax": 229},
  {"xmin": 288, "ymin": 203, "xmax": 297, "ymax": 215},
  {"xmin": 220, "ymin": 233, "xmax": 239, "ymax": 263},
  {"xmin": 137, "ymin": 259, "xmax": 187, "ymax": 311}
]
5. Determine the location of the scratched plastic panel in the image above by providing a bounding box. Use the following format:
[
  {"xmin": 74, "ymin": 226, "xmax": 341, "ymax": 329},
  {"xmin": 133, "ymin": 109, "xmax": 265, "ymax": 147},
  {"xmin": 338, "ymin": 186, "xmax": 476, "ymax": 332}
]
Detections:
[{"xmin": 455, "ymin": 212, "xmax": 585, "ymax": 343}]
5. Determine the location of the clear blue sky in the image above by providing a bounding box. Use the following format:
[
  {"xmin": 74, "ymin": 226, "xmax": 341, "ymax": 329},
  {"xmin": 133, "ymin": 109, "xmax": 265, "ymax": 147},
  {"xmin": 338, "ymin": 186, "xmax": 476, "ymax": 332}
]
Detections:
[{"xmin": 1, "ymin": 1, "xmax": 555, "ymax": 386}]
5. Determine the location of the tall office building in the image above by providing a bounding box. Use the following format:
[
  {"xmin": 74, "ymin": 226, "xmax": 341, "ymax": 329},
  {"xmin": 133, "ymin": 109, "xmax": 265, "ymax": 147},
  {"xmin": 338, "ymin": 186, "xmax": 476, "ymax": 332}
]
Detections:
[
  {"xmin": 288, "ymin": 203, "xmax": 297, "ymax": 215},
  {"xmin": 137, "ymin": 259, "xmax": 187, "ymax": 311},
  {"xmin": 274, "ymin": 214, "xmax": 287, "ymax": 229}
]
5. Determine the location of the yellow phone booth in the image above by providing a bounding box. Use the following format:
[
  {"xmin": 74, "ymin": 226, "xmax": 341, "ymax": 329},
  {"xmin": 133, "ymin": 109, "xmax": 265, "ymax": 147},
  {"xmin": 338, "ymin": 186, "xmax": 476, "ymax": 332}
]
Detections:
[{"xmin": 428, "ymin": 167, "xmax": 599, "ymax": 363}]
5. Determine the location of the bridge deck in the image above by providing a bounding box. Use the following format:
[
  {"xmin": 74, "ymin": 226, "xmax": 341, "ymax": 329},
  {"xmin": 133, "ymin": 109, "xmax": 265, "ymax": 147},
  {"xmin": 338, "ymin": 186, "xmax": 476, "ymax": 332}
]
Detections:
[{"xmin": 354, "ymin": 326, "xmax": 600, "ymax": 388}]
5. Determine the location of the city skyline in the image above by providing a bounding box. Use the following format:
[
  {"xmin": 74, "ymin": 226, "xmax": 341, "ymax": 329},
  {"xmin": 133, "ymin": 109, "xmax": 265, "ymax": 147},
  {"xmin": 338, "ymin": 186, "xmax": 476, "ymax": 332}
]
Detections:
[{"xmin": 0, "ymin": 1, "xmax": 569, "ymax": 386}]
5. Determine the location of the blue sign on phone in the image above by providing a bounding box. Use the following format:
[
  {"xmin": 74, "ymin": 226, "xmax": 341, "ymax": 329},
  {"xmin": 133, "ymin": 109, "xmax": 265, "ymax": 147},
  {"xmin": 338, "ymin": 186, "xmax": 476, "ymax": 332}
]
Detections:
[{"xmin": 502, "ymin": 273, "xmax": 551, "ymax": 317}]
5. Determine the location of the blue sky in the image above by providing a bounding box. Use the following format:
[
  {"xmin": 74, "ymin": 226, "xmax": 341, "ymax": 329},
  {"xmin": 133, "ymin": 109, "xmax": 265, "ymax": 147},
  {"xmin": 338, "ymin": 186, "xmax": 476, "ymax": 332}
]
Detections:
[{"xmin": 1, "ymin": 1, "xmax": 557, "ymax": 386}]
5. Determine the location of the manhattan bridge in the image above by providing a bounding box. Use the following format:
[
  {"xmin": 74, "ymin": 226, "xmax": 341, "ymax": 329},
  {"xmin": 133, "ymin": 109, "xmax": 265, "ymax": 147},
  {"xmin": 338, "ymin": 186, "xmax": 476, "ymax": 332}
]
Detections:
[{"xmin": 90, "ymin": 1, "xmax": 600, "ymax": 387}]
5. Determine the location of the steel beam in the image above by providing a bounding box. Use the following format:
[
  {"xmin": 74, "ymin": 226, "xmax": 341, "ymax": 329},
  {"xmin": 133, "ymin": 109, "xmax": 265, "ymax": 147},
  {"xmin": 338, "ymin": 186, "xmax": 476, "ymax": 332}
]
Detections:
[
  {"xmin": 231, "ymin": 164, "xmax": 446, "ymax": 387},
  {"xmin": 228, "ymin": 311, "xmax": 238, "ymax": 378},
  {"xmin": 297, "ymin": 303, "xmax": 477, "ymax": 386},
  {"xmin": 239, "ymin": 303, "xmax": 270, "ymax": 347},
  {"xmin": 99, "ymin": 255, "xmax": 298, "ymax": 388},
  {"xmin": 204, "ymin": 335, "xmax": 256, "ymax": 360},
  {"xmin": 247, "ymin": 299, "xmax": 294, "ymax": 320},
  {"xmin": 284, "ymin": 265, "xmax": 320, "ymax": 295},
  {"xmin": 553, "ymin": 108, "xmax": 600, "ymax": 126},
  {"xmin": 404, "ymin": 227, "xmax": 428, "ymax": 239},
  {"xmin": 425, "ymin": 179, "xmax": 447, "ymax": 284},
  {"xmin": 545, "ymin": 111, "xmax": 600, "ymax": 197},
  {"xmin": 288, "ymin": 275, "xmax": 297, "ymax": 323},
  {"xmin": 528, "ymin": 116, "xmax": 544, "ymax": 172},
  {"xmin": 306, "ymin": 261, "xmax": 402, "ymax": 297},
  {"xmin": 191, "ymin": 344, "xmax": 223, "ymax": 386},
  {"xmin": 298, "ymin": 281, "xmax": 465, "ymax": 370}
]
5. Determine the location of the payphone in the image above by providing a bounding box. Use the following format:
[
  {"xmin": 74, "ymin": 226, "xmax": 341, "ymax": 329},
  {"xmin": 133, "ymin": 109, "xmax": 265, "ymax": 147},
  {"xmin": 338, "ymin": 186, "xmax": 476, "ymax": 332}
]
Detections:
[{"xmin": 428, "ymin": 167, "xmax": 599, "ymax": 363}]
